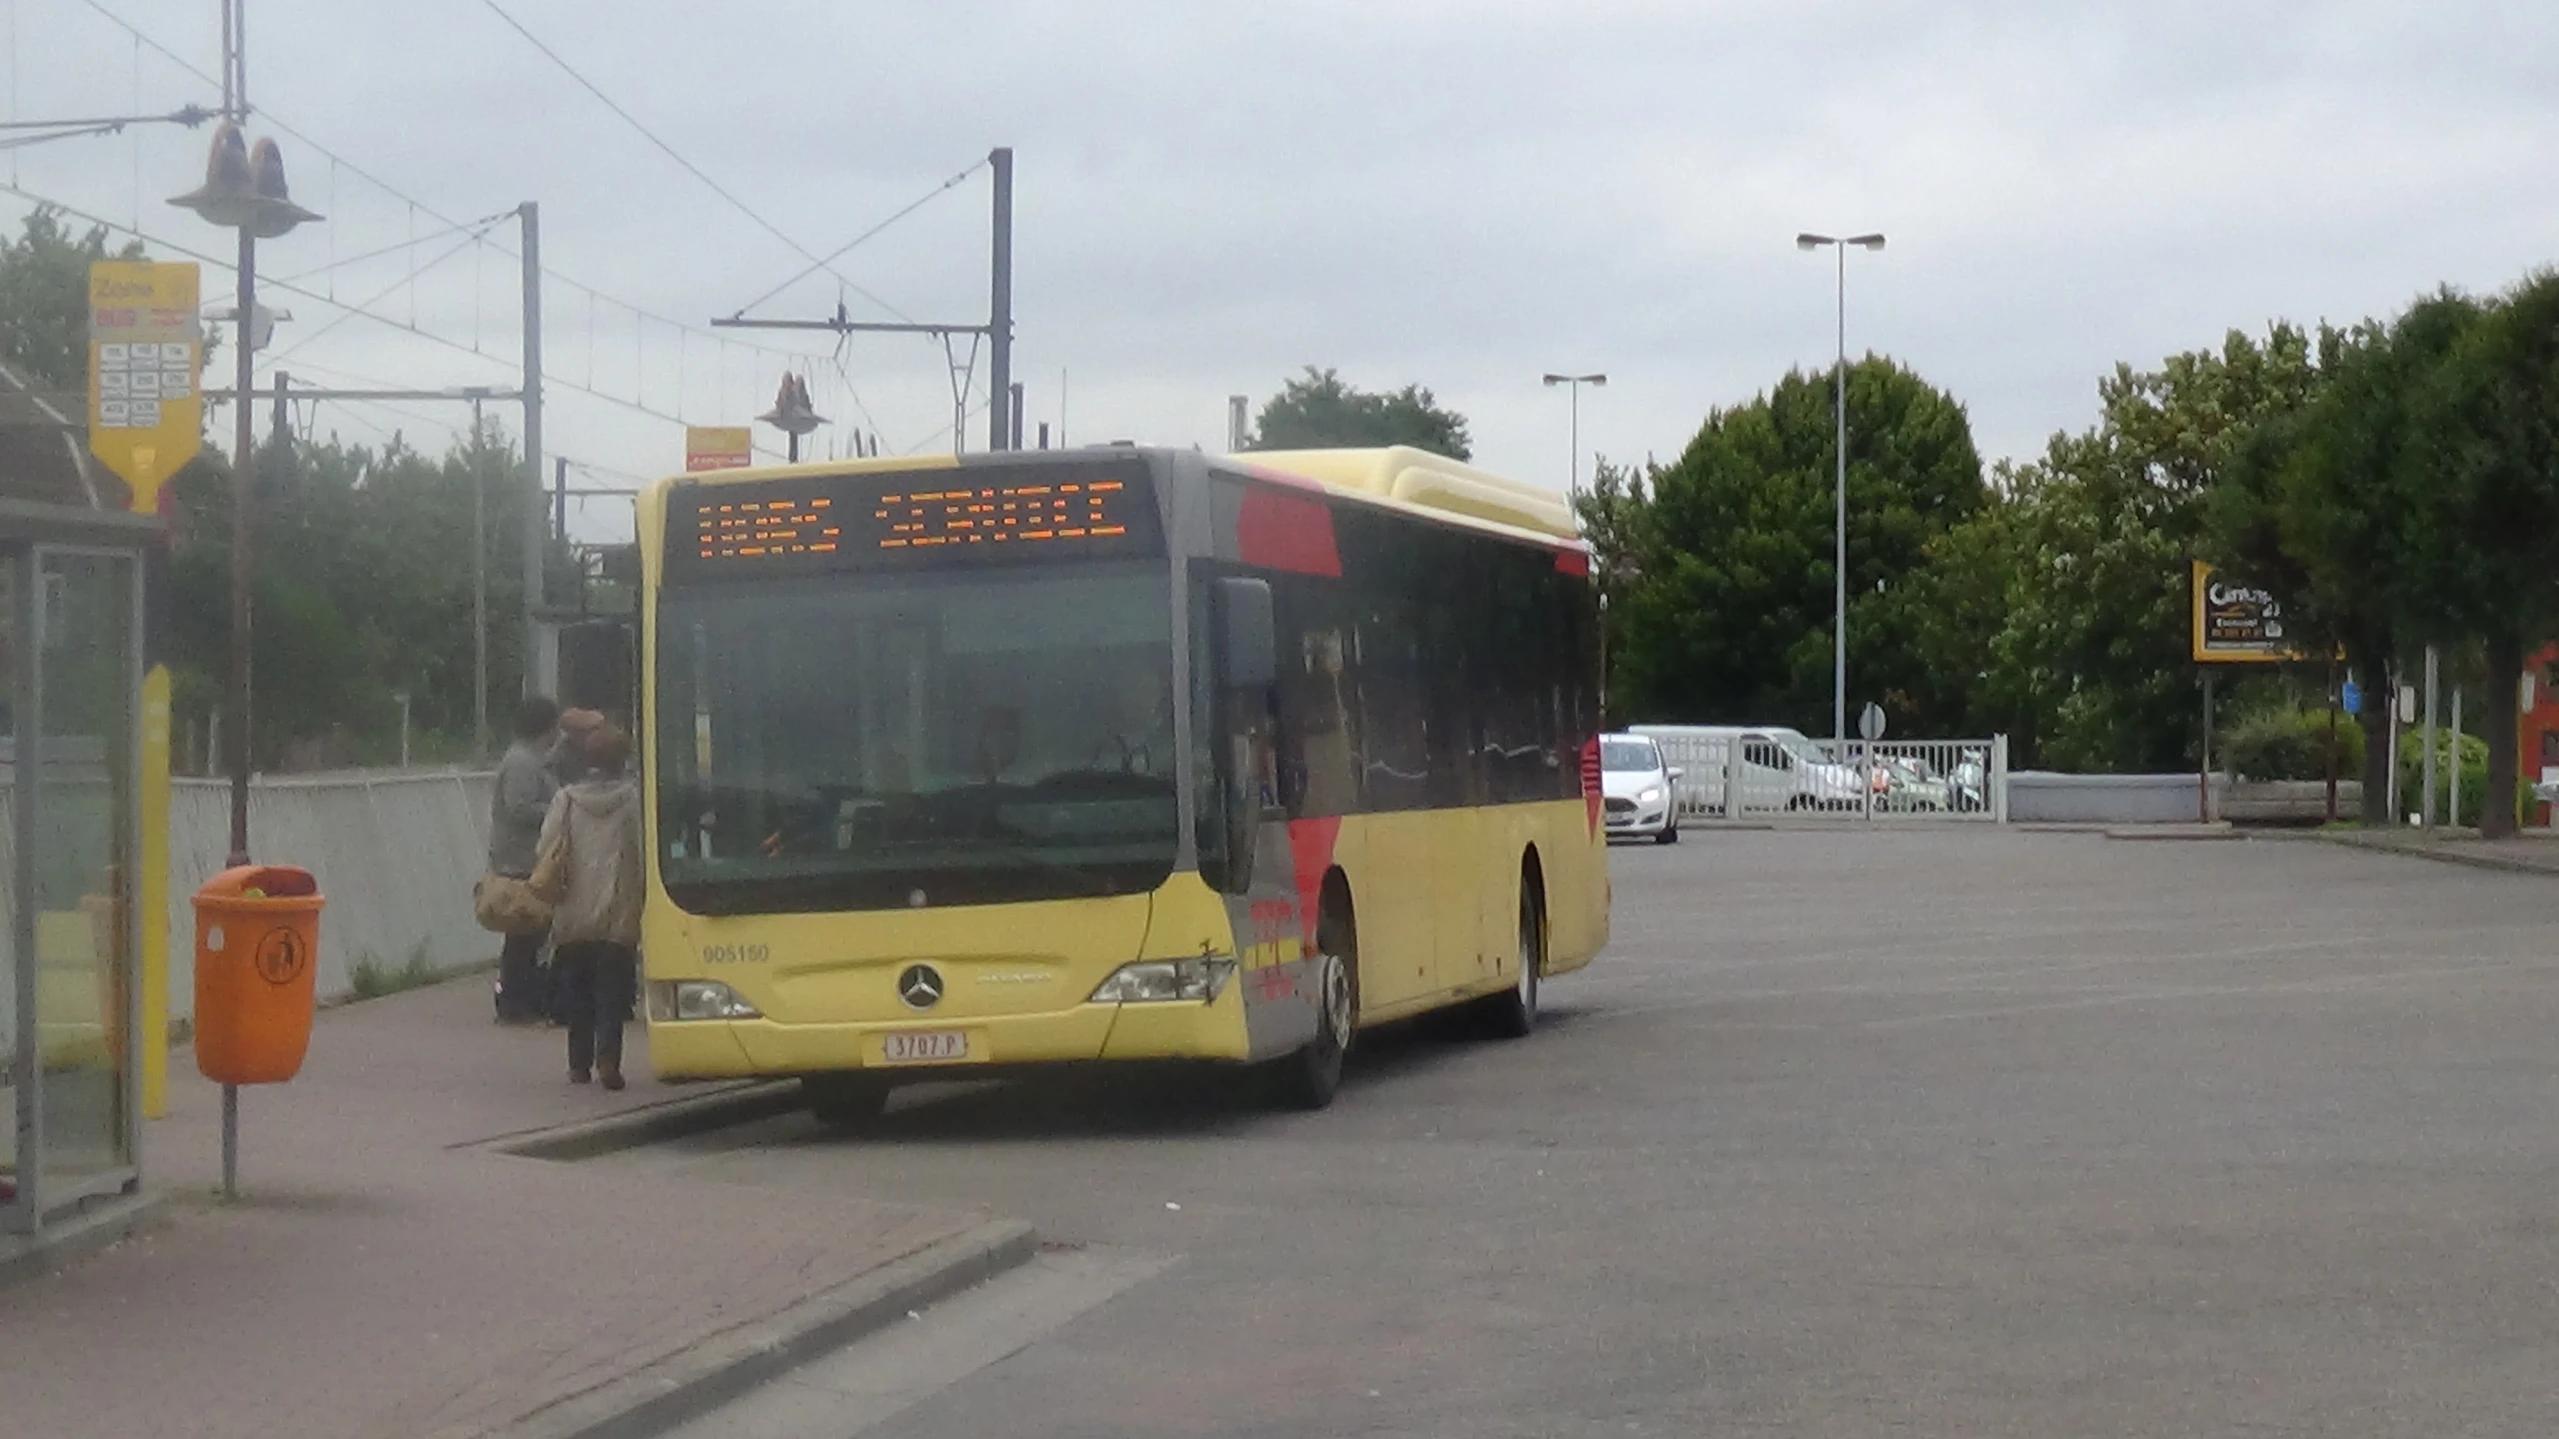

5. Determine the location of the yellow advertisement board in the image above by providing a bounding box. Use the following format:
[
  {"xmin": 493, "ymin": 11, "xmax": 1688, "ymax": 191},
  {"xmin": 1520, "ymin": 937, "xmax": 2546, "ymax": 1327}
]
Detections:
[
  {"xmin": 87, "ymin": 261, "xmax": 203, "ymax": 514},
  {"xmin": 685, "ymin": 426, "xmax": 754, "ymax": 472},
  {"xmin": 2191, "ymin": 560, "xmax": 2307, "ymax": 663}
]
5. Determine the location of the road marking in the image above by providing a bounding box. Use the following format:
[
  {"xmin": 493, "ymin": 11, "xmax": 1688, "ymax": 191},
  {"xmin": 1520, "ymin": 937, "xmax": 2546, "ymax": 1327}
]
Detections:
[{"xmin": 656, "ymin": 1247, "xmax": 1172, "ymax": 1439}]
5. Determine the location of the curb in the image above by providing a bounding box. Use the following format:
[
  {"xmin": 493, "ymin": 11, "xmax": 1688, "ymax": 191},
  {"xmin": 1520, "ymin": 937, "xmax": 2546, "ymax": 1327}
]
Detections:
[
  {"xmin": 0, "ymin": 1192, "xmax": 167, "ymax": 1293},
  {"xmin": 2314, "ymin": 832, "xmax": 2559, "ymax": 878},
  {"xmin": 2102, "ymin": 823, "xmax": 2240, "ymax": 841},
  {"xmin": 504, "ymin": 1219, "xmax": 1039, "ymax": 1439},
  {"xmin": 471, "ymin": 1080, "xmax": 803, "ymax": 1161}
]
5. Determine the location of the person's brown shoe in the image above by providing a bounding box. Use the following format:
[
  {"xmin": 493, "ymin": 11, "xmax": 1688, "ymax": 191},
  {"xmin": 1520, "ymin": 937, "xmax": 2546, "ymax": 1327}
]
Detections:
[{"xmin": 598, "ymin": 1063, "xmax": 625, "ymax": 1092}]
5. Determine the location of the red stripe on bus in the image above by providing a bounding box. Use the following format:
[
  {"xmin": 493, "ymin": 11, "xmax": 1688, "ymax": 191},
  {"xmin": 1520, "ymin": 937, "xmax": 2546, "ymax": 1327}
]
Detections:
[
  {"xmin": 1285, "ymin": 816, "xmax": 1343, "ymax": 957},
  {"xmin": 1237, "ymin": 487, "xmax": 1343, "ymax": 577},
  {"xmin": 1554, "ymin": 548, "xmax": 1592, "ymax": 577}
]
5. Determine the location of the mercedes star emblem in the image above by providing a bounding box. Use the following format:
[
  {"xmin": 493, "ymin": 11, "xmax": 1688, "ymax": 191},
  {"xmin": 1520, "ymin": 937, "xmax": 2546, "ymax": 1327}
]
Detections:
[{"xmin": 897, "ymin": 963, "xmax": 945, "ymax": 1011}]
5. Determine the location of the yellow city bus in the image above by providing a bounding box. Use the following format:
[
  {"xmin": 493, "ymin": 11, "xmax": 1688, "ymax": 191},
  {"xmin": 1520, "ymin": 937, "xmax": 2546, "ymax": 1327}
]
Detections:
[{"xmin": 634, "ymin": 444, "xmax": 1608, "ymax": 1120}]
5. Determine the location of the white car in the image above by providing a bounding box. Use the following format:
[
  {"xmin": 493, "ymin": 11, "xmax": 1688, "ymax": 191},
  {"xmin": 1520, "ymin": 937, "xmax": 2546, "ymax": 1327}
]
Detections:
[
  {"xmin": 1599, "ymin": 733, "xmax": 1683, "ymax": 844},
  {"xmin": 1630, "ymin": 724, "xmax": 1868, "ymax": 814}
]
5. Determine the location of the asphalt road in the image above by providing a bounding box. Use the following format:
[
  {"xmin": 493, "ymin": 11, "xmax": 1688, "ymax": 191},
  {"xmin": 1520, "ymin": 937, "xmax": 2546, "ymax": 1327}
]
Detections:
[{"xmin": 621, "ymin": 828, "xmax": 2559, "ymax": 1438}]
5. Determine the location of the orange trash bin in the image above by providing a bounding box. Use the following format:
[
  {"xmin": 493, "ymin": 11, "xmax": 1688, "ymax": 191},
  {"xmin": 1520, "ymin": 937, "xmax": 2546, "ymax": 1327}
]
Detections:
[{"xmin": 193, "ymin": 864, "xmax": 326, "ymax": 1085}]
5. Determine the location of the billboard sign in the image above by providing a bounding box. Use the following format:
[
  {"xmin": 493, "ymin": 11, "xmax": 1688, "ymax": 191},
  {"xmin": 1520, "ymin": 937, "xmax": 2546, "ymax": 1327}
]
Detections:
[
  {"xmin": 88, "ymin": 260, "xmax": 203, "ymax": 512},
  {"xmin": 2191, "ymin": 560, "xmax": 2305, "ymax": 663},
  {"xmin": 685, "ymin": 426, "xmax": 753, "ymax": 472}
]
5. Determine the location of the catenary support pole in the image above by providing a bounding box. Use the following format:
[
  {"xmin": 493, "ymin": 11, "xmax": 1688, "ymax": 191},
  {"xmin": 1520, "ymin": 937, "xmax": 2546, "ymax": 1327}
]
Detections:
[
  {"xmin": 519, "ymin": 202, "xmax": 544, "ymax": 695},
  {"xmin": 987, "ymin": 148, "xmax": 1012, "ymax": 452},
  {"xmin": 2422, "ymin": 644, "xmax": 2440, "ymax": 828}
]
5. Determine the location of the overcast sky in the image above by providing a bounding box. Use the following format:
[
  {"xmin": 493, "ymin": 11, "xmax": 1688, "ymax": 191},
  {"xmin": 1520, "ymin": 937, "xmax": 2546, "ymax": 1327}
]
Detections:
[{"xmin": 8, "ymin": 1, "xmax": 2556, "ymax": 538}]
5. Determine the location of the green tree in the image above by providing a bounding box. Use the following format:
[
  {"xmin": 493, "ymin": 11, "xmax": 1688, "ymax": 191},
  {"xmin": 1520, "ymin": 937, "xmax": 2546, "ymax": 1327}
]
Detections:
[
  {"xmin": 1976, "ymin": 325, "xmax": 2325, "ymax": 771},
  {"xmin": 1569, "ymin": 455, "xmax": 1649, "ymax": 705},
  {"xmin": 2396, "ymin": 274, "xmax": 2559, "ymax": 836},
  {"xmin": 1612, "ymin": 356, "xmax": 1985, "ymax": 736},
  {"xmin": 164, "ymin": 417, "xmax": 553, "ymax": 768},
  {"xmin": 1246, "ymin": 366, "xmax": 1471, "ymax": 459},
  {"xmin": 2265, "ymin": 303, "xmax": 2477, "ymax": 821},
  {"xmin": 0, "ymin": 207, "xmax": 141, "ymax": 389}
]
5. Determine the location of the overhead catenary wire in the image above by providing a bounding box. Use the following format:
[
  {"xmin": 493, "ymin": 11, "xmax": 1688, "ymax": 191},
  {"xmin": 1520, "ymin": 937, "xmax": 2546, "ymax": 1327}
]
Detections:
[
  {"xmin": 54, "ymin": 2, "xmax": 918, "ymax": 469},
  {"xmin": 266, "ymin": 218, "xmax": 504, "ymax": 367},
  {"xmin": 0, "ymin": 180, "xmax": 740, "ymax": 442},
  {"xmin": 476, "ymin": 0, "xmax": 911, "ymax": 324},
  {"xmin": 74, "ymin": 0, "xmax": 826, "ymax": 377},
  {"xmin": 726, "ymin": 158, "xmax": 986, "ymax": 318}
]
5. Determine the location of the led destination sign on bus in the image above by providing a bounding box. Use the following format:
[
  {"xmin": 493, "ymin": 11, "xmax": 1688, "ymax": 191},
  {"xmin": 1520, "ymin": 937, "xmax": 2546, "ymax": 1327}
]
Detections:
[{"xmin": 666, "ymin": 464, "xmax": 1160, "ymax": 577}]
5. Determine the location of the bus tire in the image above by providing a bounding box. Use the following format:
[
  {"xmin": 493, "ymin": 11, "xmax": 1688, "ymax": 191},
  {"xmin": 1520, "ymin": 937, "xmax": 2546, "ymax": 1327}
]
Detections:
[
  {"xmin": 1480, "ymin": 878, "xmax": 1542, "ymax": 1039},
  {"xmin": 802, "ymin": 1074, "xmax": 889, "ymax": 1128},
  {"xmin": 1268, "ymin": 892, "xmax": 1356, "ymax": 1111}
]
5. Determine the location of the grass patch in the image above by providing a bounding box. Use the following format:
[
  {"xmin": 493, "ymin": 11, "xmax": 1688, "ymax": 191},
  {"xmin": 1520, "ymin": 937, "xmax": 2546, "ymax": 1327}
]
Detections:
[{"xmin": 348, "ymin": 939, "xmax": 442, "ymax": 1000}]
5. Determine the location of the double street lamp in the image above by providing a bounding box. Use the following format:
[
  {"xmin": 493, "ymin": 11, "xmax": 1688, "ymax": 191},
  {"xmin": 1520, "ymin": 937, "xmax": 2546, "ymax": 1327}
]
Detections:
[
  {"xmin": 171, "ymin": 120, "xmax": 320, "ymax": 866},
  {"xmin": 1795, "ymin": 231, "xmax": 1884, "ymax": 750},
  {"xmin": 1541, "ymin": 372, "xmax": 1607, "ymax": 492}
]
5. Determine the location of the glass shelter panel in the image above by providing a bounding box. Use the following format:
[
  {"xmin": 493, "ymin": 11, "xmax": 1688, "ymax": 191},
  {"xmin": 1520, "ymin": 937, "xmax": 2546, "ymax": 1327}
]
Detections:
[{"xmin": 33, "ymin": 550, "xmax": 137, "ymax": 1189}]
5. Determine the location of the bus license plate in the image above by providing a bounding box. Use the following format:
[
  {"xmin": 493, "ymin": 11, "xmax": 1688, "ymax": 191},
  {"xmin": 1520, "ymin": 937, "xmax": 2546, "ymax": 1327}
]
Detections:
[{"xmin": 881, "ymin": 1030, "xmax": 968, "ymax": 1064}]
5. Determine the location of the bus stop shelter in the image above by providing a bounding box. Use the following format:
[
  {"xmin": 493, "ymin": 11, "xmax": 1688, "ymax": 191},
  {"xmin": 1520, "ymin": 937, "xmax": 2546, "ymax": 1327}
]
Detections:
[{"xmin": 1, "ymin": 371, "xmax": 156, "ymax": 1264}]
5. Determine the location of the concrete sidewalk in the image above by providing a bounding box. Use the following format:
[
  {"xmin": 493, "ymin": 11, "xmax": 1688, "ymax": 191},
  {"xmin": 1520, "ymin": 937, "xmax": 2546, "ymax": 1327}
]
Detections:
[
  {"xmin": 2317, "ymin": 824, "xmax": 2559, "ymax": 877},
  {"xmin": 0, "ymin": 976, "xmax": 1029, "ymax": 1439}
]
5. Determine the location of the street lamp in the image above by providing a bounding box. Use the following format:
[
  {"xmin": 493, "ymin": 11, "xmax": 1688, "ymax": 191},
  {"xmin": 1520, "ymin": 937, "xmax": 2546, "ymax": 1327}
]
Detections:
[
  {"xmin": 171, "ymin": 120, "xmax": 319, "ymax": 866},
  {"xmin": 1795, "ymin": 231, "xmax": 1884, "ymax": 751},
  {"xmin": 1541, "ymin": 372, "xmax": 1607, "ymax": 492}
]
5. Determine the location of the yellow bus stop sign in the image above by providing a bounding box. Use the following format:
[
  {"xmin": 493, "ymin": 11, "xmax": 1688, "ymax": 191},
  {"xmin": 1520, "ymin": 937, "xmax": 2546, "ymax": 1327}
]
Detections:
[{"xmin": 88, "ymin": 261, "xmax": 204, "ymax": 514}]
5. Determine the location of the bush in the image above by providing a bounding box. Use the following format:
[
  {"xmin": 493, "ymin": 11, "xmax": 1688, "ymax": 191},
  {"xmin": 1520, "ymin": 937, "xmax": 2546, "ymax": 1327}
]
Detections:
[
  {"xmin": 2388, "ymin": 731, "xmax": 2538, "ymax": 829},
  {"xmin": 2225, "ymin": 706, "xmax": 2362, "ymax": 782},
  {"xmin": 348, "ymin": 940, "xmax": 440, "ymax": 1000}
]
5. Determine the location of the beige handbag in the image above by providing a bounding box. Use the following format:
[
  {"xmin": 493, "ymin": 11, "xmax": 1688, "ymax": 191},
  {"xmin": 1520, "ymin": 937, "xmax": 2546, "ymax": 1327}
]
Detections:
[{"xmin": 473, "ymin": 873, "xmax": 552, "ymax": 935}]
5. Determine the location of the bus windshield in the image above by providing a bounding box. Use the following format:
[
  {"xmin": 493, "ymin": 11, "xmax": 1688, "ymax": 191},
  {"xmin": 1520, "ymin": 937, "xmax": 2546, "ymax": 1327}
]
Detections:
[{"xmin": 655, "ymin": 561, "xmax": 1178, "ymax": 914}]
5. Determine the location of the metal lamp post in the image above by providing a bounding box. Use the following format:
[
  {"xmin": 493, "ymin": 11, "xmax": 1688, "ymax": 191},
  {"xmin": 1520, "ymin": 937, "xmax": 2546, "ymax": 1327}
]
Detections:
[
  {"xmin": 171, "ymin": 121, "xmax": 319, "ymax": 867},
  {"xmin": 1795, "ymin": 232, "xmax": 1884, "ymax": 749},
  {"xmin": 1541, "ymin": 372, "xmax": 1607, "ymax": 492}
]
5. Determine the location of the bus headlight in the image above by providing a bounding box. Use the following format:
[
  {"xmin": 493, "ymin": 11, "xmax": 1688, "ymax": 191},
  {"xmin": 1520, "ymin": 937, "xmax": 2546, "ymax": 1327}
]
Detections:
[
  {"xmin": 648, "ymin": 980, "xmax": 764, "ymax": 1021},
  {"xmin": 1089, "ymin": 956, "xmax": 1237, "ymax": 1004}
]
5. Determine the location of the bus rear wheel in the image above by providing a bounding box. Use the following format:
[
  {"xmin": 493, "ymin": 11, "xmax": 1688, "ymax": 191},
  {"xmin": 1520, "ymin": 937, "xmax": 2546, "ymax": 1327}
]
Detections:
[
  {"xmin": 803, "ymin": 1074, "xmax": 889, "ymax": 1128},
  {"xmin": 1266, "ymin": 899, "xmax": 1356, "ymax": 1111}
]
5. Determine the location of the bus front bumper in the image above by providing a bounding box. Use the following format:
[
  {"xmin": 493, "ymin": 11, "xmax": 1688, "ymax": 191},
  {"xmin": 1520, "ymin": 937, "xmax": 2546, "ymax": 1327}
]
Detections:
[{"xmin": 649, "ymin": 991, "xmax": 1253, "ymax": 1081}]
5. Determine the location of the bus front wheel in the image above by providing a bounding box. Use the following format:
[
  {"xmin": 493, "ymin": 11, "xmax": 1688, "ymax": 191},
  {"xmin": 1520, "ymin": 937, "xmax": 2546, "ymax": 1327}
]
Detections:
[
  {"xmin": 803, "ymin": 1074, "xmax": 889, "ymax": 1128},
  {"xmin": 1267, "ymin": 898, "xmax": 1356, "ymax": 1111}
]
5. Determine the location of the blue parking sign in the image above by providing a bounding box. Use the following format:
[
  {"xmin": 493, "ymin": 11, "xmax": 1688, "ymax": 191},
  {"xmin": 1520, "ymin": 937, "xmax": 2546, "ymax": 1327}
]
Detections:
[{"xmin": 2341, "ymin": 679, "xmax": 2363, "ymax": 715}]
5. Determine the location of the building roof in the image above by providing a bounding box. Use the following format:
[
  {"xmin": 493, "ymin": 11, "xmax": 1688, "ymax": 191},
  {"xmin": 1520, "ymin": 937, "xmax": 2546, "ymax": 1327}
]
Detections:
[{"xmin": 0, "ymin": 361, "xmax": 125, "ymax": 511}]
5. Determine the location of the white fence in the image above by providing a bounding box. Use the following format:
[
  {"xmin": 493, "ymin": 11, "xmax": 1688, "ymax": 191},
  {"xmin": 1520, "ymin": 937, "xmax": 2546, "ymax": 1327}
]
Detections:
[
  {"xmin": 165, "ymin": 769, "xmax": 498, "ymax": 1022},
  {"xmin": 1632, "ymin": 728, "xmax": 2010, "ymax": 822}
]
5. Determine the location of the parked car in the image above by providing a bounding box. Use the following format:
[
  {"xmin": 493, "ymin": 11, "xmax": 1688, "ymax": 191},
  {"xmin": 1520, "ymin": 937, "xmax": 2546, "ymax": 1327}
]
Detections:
[
  {"xmin": 1870, "ymin": 754, "xmax": 1953, "ymax": 811},
  {"xmin": 1598, "ymin": 733, "xmax": 1683, "ymax": 843},
  {"xmin": 1632, "ymin": 724, "xmax": 1867, "ymax": 814}
]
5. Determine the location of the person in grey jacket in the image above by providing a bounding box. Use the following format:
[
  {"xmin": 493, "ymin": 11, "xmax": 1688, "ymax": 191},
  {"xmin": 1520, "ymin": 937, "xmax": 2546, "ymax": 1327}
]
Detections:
[
  {"xmin": 535, "ymin": 725, "xmax": 644, "ymax": 1088},
  {"xmin": 488, "ymin": 696, "xmax": 602, "ymax": 1023}
]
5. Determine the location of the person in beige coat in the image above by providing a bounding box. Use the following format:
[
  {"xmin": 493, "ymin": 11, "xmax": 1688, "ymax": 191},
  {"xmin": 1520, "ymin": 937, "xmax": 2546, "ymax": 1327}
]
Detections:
[{"xmin": 533, "ymin": 725, "xmax": 644, "ymax": 1088}]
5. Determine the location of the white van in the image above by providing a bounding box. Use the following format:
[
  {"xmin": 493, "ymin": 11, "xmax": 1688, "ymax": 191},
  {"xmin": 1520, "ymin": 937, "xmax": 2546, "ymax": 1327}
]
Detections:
[{"xmin": 1627, "ymin": 724, "xmax": 1867, "ymax": 815}]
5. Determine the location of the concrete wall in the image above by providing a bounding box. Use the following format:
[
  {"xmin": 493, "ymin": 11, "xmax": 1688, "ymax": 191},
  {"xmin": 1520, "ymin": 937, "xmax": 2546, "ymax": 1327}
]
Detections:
[
  {"xmin": 2010, "ymin": 771, "xmax": 2362, "ymax": 825},
  {"xmin": 166, "ymin": 770, "xmax": 498, "ymax": 1022}
]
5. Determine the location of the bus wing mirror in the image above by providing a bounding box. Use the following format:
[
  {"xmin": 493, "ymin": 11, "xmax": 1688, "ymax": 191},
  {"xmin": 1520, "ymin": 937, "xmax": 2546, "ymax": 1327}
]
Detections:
[{"xmin": 1216, "ymin": 577, "xmax": 1278, "ymax": 690}]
